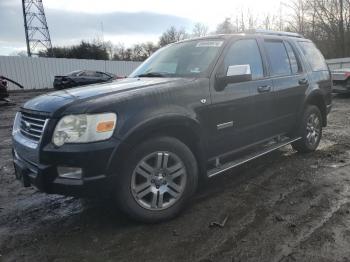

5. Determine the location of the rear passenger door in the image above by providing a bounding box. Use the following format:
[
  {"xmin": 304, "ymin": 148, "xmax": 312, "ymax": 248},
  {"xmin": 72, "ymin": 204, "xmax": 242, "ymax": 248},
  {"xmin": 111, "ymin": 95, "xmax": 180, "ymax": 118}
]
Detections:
[{"xmin": 263, "ymin": 39, "xmax": 308, "ymax": 136}]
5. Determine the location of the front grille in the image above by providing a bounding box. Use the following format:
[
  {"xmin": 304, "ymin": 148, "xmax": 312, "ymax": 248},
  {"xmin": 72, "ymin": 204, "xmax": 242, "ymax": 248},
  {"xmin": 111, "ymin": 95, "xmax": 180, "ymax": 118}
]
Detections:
[{"xmin": 20, "ymin": 112, "xmax": 48, "ymax": 142}]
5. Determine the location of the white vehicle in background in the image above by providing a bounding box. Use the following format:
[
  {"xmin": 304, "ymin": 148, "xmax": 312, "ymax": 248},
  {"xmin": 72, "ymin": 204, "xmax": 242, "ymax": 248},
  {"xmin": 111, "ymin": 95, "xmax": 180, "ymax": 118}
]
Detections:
[{"xmin": 332, "ymin": 68, "xmax": 350, "ymax": 94}]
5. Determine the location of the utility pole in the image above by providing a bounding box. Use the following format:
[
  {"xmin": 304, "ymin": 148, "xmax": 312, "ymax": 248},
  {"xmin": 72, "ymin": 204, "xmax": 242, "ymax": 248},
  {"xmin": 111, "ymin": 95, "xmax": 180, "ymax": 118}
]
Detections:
[
  {"xmin": 339, "ymin": 0, "xmax": 345, "ymax": 57},
  {"xmin": 22, "ymin": 0, "xmax": 53, "ymax": 57}
]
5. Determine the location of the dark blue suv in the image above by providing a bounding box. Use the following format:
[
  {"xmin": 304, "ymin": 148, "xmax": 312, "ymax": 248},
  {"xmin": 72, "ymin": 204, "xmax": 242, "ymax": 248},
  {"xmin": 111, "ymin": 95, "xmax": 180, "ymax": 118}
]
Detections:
[{"xmin": 12, "ymin": 30, "xmax": 332, "ymax": 222}]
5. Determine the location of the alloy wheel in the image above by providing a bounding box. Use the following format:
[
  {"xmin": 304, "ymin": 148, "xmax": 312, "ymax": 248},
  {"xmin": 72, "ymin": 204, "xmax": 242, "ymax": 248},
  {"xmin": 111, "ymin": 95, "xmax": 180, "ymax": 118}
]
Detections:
[
  {"xmin": 306, "ymin": 113, "xmax": 321, "ymax": 146},
  {"xmin": 131, "ymin": 151, "xmax": 187, "ymax": 210}
]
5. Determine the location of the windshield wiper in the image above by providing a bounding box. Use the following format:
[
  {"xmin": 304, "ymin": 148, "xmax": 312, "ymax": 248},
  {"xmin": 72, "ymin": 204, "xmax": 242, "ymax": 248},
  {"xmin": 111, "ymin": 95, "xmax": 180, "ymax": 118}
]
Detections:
[{"xmin": 135, "ymin": 72, "xmax": 169, "ymax": 77}]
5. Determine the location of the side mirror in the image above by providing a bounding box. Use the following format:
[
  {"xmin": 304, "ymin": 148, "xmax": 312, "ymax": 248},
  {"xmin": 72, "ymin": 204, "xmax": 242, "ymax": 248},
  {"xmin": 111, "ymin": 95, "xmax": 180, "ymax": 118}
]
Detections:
[{"xmin": 216, "ymin": 64, "xmax": 252, "ymax": 91}]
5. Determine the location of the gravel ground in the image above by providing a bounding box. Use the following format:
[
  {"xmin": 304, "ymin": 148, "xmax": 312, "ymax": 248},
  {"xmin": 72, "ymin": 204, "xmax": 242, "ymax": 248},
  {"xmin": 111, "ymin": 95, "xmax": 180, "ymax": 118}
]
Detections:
[{"xmin": 1, "ymin": 91, "xmax": 350, "ymax": 262}]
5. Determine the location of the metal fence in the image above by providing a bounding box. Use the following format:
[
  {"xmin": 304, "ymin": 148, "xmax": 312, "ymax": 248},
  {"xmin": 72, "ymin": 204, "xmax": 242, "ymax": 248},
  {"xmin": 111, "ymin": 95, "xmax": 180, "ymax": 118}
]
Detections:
[
  {"xmin": 326, "ymin": 57, "xmax": 350, "ymax": 70},
  {"xmin": 1, "ymin": 55, "xmax": 350, "ymax": 90},
  {"xmin": 0, "ymin": 56, "xmax": 141, "ymax": 90}
]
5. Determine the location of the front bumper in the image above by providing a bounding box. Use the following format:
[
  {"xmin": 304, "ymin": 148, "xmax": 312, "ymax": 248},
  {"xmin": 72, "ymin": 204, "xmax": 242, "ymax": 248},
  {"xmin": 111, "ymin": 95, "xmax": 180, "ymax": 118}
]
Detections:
[
  {"xmin": 13, "ymin": 149, "xmax": 114, "ymax": 196},
  {"xmin": 12, "ymin": 136, "xmax": 121, "ymax": 197}
]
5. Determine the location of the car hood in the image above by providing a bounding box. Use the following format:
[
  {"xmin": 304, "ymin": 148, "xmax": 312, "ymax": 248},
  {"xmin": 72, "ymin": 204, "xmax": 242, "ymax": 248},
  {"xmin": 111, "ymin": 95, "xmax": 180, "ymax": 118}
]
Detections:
[{"xmin": 22, "ymin": 77, "xmax": 190, "ymax": 115}]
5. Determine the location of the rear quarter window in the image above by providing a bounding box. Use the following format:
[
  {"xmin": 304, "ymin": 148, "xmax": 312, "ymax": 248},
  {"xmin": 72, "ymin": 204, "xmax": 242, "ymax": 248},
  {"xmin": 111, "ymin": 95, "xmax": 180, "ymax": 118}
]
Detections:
[{"xmin": 297, "ymin": 41, "xmax": 328, "ymax": 71}]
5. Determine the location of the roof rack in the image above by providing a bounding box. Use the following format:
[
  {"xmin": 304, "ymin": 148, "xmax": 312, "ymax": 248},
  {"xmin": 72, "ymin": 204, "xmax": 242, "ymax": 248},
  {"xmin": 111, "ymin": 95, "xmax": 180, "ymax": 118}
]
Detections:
[{"xmin": 245, "ymin": 29, "xmax": 304, "ymax": 38}]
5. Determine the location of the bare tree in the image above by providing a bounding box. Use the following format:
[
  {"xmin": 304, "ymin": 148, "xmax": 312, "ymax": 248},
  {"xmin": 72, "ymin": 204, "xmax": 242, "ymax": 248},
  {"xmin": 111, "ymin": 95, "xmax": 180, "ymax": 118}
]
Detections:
[
  {"xmin": 113, "ymin": 43, "xmax": 132, "ymax": 61},
  {"xmin": 159, "ymin": 26, "xmax": 188, "ymax": 47},
  {"xmin": 104, "ymin": 40, "xmax": 114, "ymax": 60},
  {"xmin": 142, "ymin": 42, "xmax": 158, "ymax": 57},
  {"xmin": 216, "ymin": 18, "xmax": 235, "ymax": 34},
  {"xmin": 283, "ymin": 0, "xmax": 308, "ymax": 34},
  {"xmin": 283, "ymin": 0, "xmax": 350, "ymax": 58},
  {"xmin": 192, "ymin": 23, "xmax": 209, "ymax": 37},
  {"xmin": 247, "ymin": 9, "xmax": 258, "ymax": 30}
]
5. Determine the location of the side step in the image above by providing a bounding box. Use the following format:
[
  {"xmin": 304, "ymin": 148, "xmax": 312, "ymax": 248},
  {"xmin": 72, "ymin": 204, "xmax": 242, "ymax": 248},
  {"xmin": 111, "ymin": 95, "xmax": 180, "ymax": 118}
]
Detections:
[{"xmin": 207, "ymin": 137, "xmax": 301, "ymax": 178}]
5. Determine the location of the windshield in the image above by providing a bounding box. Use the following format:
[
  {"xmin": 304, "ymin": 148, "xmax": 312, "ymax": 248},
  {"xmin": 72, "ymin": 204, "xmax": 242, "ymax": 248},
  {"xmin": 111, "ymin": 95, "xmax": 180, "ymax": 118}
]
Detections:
[{"xmin": 129, "ymin": 39, "xmax": 225, "ymax": 78}]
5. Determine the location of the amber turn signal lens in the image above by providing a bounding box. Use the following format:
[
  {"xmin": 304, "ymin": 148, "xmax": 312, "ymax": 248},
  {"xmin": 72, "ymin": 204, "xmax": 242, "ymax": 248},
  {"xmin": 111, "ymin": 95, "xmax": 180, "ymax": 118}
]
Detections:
[{"xmin": 96, "ymin": 121, "xmax": 115, "ymax": 133}]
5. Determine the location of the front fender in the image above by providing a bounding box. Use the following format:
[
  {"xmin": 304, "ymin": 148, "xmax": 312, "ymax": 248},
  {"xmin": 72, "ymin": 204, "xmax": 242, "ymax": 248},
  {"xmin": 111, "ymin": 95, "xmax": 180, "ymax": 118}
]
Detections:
[
  {"xmin": 116, "ymin": 103, "xmax": 201, "ymax": 140},
  {"xmin": 106, "ymin": 112, "xmax": 206, "ymax": 179}
]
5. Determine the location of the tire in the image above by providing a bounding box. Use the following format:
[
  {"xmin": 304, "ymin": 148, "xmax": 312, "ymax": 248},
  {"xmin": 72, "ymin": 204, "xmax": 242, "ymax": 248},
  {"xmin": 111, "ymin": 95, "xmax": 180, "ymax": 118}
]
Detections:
[
  {"xmin": 292, "ymin": 105, "xmax": 322, "ymax": 153},
  {"xmin": 115, "ymin": 136, "xmax": 198, "ymax": 223}
]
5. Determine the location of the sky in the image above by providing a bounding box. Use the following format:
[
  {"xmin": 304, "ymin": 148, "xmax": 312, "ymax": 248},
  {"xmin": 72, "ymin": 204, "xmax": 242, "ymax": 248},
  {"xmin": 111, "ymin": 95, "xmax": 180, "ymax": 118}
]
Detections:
[{"xmin": 0, "ymin": 0, "xmax": 284, "ymax": 55}]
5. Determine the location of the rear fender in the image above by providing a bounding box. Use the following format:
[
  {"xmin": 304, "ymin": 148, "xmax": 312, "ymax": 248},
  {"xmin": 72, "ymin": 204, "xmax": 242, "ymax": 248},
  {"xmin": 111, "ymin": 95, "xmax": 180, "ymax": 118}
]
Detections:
[{"xmin": 300, "ymin": 90, "xmax": 327, "ymax": 126}]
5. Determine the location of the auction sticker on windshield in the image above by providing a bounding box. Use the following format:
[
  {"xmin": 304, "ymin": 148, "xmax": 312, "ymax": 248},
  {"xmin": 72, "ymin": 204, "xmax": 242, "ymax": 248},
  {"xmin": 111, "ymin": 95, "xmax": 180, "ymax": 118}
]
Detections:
[{"xmin": 196, "ymin": 41, "xmax": 223, "ymax": 47}]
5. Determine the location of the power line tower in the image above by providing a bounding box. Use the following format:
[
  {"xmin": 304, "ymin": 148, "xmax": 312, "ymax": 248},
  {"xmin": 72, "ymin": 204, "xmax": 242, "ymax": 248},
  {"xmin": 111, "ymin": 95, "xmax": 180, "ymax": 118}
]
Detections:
[{"xmin": 21, "ymin": 0, "xmax": 53, "ymax": 57}]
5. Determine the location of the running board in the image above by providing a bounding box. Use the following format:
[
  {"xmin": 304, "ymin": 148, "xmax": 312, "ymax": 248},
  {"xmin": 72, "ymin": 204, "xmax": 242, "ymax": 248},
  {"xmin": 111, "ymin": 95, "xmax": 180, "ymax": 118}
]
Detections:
[{"xmin": 207, "ymin": 137, "xmax": 301, "ymax": 178}]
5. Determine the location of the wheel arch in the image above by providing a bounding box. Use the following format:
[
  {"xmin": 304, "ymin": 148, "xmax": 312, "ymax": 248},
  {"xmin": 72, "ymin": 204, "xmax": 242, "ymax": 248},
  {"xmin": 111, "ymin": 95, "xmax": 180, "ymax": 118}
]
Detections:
[
  {"xmin": 303, "ymin": 90, "xmax": 327, "ymax": 127},
  {"xmin": 108, "ymin": 115, "xmax": 207, "ymax": 181}
]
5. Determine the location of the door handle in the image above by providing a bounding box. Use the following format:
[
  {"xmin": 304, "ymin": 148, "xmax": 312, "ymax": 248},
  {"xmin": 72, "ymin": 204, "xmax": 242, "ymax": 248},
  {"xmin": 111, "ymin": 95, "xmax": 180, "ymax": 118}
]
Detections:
[
  {"xmin": 298, "ymin": 78, "xmax": 309, "ymax": 85},
  {"xmin": 257, "ymin": 85, "xmax": 271, "ymax": 93}
]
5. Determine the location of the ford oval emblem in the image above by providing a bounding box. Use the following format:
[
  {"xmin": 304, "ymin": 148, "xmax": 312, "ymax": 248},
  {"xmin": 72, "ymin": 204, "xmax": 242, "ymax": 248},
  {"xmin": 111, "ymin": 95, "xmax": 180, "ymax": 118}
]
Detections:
[{"xmin": 23, "ymin": 121, "xmax": 31, "ymax": 131}]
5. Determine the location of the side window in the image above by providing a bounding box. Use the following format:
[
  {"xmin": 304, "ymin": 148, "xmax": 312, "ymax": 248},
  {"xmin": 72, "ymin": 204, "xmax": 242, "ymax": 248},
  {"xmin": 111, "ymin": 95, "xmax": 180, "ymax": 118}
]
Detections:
[
  {"xmin": 86, "ymin": 71, "xmax": 97, "ymax": 77},
  {"xmin": 297, "ymin": 41, "xmax": 328, "ymax": 71},
  {"xmin": 285, "ymin": 42, "xmax": 301, "ymax": 74},
  {"xmin": 265, "ymin": 40, "xmax": 291, "ymax": 76},
  {"xmin": 80, "ymin": 71, "xmax": 97, "ymax": 77},
  {"xmin": 225, "ymin": 39, "xmax": 264, "ymax": 80}
]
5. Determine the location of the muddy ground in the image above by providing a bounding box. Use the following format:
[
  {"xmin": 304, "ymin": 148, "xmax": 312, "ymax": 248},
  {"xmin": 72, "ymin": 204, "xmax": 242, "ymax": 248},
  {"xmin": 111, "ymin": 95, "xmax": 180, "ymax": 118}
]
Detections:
[{"xmin": 1, "ymin": 91, "xmax": 350, "ymax": 262}]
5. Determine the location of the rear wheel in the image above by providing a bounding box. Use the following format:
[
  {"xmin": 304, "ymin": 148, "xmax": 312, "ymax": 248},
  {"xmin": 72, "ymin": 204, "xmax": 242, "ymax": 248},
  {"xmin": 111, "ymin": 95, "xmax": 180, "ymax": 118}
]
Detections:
[
  {"xmin": 292, "ymin": 105, "xmax": 322, "ymax": 153},
  {"xmin": 115, "ymin": 136, "xmax": 198, "ymax": 223}
]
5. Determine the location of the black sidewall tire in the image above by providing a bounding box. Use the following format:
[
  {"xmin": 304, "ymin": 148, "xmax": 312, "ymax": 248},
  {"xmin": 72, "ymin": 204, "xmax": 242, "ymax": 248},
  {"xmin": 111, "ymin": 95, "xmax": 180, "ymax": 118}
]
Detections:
[
  {"xmin": 115, "ymin": 136, "xmax": 198, "ymax": 223},
  {"xmin": 292, "ymin": 105, "xmax": 322, "ymax": 153}
]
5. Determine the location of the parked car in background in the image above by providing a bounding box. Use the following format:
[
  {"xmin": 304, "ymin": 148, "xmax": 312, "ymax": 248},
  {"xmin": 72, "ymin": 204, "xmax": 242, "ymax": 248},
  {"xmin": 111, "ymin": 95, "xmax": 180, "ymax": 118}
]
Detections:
[
  {"xmin": 53, "ymin": 70, "xmax": 117, "ymax": 89},
  {"xmin": 0, "ymin": 76, "xmax": 9, "ymax": 102},
  {"xmin": 13, "ymin": 30, "xmax": 332, "ymax": 222},
  {"xmin": 0, "ymin": 76, "xmax": 24, "ymax": 104},
  {"xmin": 331, "ymin": 68, "xmax": 350, "ymax": 93}
]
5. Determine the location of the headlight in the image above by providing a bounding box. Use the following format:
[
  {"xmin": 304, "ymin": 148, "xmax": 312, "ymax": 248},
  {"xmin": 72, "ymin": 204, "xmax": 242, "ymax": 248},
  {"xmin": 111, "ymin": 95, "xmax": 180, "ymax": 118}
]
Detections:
[{"xmin": 52, "ymin": 113, "xmax": 116, "ymax": 147}]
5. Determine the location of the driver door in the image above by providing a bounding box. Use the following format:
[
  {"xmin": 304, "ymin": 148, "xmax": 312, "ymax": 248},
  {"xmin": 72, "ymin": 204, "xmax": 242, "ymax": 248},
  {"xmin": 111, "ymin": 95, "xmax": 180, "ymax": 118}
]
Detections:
[{"xmin": 208, "ymin": 38, "xmax": 273, "ymax": 157}]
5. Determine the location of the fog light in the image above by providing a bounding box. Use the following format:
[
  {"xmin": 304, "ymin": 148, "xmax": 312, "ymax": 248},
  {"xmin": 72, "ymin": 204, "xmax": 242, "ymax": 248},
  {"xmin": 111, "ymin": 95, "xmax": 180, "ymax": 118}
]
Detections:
[{"xmin": 57, "ymin": 166, "xmax": 82, "ymax": 179}]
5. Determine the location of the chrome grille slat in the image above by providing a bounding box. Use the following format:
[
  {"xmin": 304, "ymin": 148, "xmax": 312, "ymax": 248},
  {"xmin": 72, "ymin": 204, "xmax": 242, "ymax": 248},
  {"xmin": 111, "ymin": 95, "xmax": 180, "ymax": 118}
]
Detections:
[
  {"xmin": 20, "ymin": 125, "xmax": 42, "ymax": 135},
  {"xmin": 22, "ymin": 115, "xmax": 46, "ymax": 123},
  {"xmin": 20, "ymin": 129, "xmax": 42, "ymax": 139},
  {"xmin": 20, "ymin": 120, "xmax": 43, "ymax": 129},
  {"xmin": 20, "ymin": 112, "xmax": 48, "ymax": 142},
  {"xmin": 29, "ymin": 127, "xmax": 43, "ymax": 133}
]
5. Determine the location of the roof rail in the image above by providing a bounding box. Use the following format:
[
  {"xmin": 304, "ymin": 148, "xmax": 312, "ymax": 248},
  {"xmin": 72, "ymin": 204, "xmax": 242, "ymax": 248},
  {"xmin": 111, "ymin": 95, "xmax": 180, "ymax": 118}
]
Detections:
[{"xmin": 245, "ymin": 29, "xmax": 304, "ymax": 38}]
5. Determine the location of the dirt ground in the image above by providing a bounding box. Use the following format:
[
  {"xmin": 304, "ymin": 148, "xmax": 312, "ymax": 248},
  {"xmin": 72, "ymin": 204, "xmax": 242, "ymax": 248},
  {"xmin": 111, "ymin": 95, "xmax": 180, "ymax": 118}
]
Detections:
[{"xmin": 1, "ymin": 91, "xmax": 350, "ymax": 262}]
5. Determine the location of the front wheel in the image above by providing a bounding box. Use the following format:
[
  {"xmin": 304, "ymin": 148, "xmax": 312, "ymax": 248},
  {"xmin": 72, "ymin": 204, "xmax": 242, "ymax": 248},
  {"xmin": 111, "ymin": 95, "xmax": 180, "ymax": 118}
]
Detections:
[
  {"xmin": 115, "ymin": 136, "xmax": 198, "ymax": 223},
  {"xmin": 292, "ymin": 105, "xmax": 322, "ymax": 153}
]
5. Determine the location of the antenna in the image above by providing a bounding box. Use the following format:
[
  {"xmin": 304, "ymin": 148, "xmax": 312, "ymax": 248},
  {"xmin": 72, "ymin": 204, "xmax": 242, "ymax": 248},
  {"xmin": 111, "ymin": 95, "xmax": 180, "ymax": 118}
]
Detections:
[{"xmin": 22, "ymin": 0, "xmax": 53, "ymax": 56}]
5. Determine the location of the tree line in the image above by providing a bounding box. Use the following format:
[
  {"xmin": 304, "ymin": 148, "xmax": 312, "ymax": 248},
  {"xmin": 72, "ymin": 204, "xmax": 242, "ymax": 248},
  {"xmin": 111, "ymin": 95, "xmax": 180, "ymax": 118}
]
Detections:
[
  {"xmin": 38, "ymin": 0, "xmax": 350, "ymax": 61},
  {"xmin": 38, "ymin": 24, "xmax": 206, "ymax": 61},
  {"xmin": 285, "ymin": 0, "xmax": 350, "ymax": 58}
]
